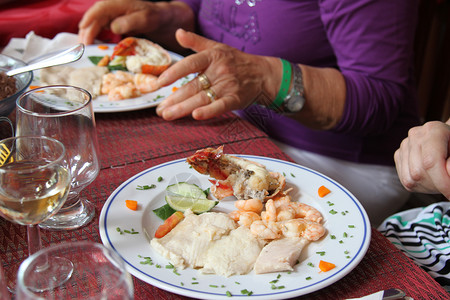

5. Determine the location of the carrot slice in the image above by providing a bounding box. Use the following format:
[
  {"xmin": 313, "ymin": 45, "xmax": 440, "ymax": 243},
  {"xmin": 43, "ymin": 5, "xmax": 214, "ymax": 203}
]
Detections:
[
  {"xmin": 318, "ymin": 185, "xmax": 331, "ymax": 198},
  {"xmin": 172, "ymin": 86, "xmax": 178, "ymax": 93},
  {"xmin": 319, "ymin": 260, "xmax": 336, "ymax": 272},
  {"xmin": 97, "ymin": 55, "xmax": 110, "ymax": 67},
  {"xmin": 141, "ymin": 64, "xmax": 169, "ymax": 76},
  {"xmin": 125, "ymin": 200, "xmax": 138, "ymax": 211},
  {"xmin": 97, "ymin": 45, "xmax": 109, "ymax": 50},
  {"xmin": 154, "ymin": 211, "xmax": 184, "ymax": 238}
]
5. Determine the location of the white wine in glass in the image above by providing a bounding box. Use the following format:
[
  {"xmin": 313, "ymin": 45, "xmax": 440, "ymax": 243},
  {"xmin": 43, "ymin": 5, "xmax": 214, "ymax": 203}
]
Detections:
[
  {"xmin": 16, "ymin": 85, "xmax": 100, "ymax": 230},
  {"xmin": 0, "ymin": 136, "xmax": 72, "ymax": 291},
  {"xmin": 0, "ymin": 160, "xmax": 70, "ymax": 224}
]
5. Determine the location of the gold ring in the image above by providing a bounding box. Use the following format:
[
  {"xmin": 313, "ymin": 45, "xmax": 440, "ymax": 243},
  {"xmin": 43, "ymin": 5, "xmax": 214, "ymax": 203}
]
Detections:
[
  {"xmin": 197, "ymin": 73, "xmax": 211, "ymax": 90},
  {"xmin": 204, "ymin": 88, "xmax": 216, "ymax": 103}
]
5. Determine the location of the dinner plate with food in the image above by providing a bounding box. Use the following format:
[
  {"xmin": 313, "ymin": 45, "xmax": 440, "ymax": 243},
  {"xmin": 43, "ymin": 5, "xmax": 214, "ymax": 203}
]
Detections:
[
  {"xmin": 31, "ymin": 37, "xmax": 195, "ymax": 113},
  {"xmin": 99, "ymin": 146, "xmax": 371, "ymax": 299}
]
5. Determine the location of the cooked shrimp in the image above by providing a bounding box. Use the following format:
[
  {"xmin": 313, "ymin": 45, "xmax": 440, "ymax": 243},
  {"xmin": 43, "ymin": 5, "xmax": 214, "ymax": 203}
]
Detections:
[
  {"xmin": 287, "ymin": 202, "xmax": 323, "ymax": 223},
  {"xmin": 108, "ymin": 82, "xmax": 140, "ymax": 101},
  {"xmin": 261, "ymin": 199, "xmax": 277, "ymax": 223},
  {"xmin": 276, "ymin": 204, "xmax": 297, "ymax": 221},
  {"xmin": 250, "ymin": 220, "xmax": 281, "ymax": 240},
  {"xmin": 228, "ymin": 210, "xmax": 242, "ymax": 222},
  {"xmin": 280, "ymin": 219, "xmax": 325, "ymax": 241},
  {"xmin": 272, "ymin": 192, "xmax": 292, "ymax": 209},
  {"xmin": 229, "ymin": 211, "xmax": 261, "ymax": 227},
  {"xmin": 101, "ymin": 71, "xmax": 134, "ymax": 94},
  {"xmin": 133, "ymin": 73, "xmax": 159, "ymax": 93},
  {"xmin": 235, "ymin": 198, "xmax": 263, "ymax": 214}
]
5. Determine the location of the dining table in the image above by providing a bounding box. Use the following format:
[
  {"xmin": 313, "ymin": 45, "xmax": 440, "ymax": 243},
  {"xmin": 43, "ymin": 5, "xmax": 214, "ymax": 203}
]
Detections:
[{"xmin": 0, "ymin": 106, "xmax": 448, "ymax": 299}]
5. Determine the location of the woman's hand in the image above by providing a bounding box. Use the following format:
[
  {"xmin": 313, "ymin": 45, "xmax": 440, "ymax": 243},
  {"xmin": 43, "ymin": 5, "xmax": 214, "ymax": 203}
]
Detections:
[
  {"xmin": 78, "ymin": 0, "xmax": 194, "ymax": 50},
  {"xmin": 156, "ymin": 29, "xmax": 281, "ymax": 120},
  {"xmin": 78, "ymin": 0, "xmax": 157, "ymax": 45},
  {"xmin": 394, "ymin": 119, "xmax": 450, "ymax": 199}
]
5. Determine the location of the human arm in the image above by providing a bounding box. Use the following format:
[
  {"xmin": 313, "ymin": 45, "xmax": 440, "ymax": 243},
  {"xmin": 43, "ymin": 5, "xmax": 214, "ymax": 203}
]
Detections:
[
  {"xmin": 78, "ymin": 0, "xmax": 195, "ymax": 52},
  {"xmin": 156, "ymin": 29, "xmax": 346, "ymax": 130},
  {"xmin": 157, "ymin": 0, "xmax": 417, "ymax": 134},
  {"xmin": 394, "ymin": 119, "xmax": 450, "ymax": 199}
]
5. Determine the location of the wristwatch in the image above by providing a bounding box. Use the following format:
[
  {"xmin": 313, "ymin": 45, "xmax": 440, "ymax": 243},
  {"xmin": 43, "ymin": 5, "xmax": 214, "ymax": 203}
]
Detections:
[{"xmin": 282, "ymin": 63, "xmax": 305, "ymax": 113}]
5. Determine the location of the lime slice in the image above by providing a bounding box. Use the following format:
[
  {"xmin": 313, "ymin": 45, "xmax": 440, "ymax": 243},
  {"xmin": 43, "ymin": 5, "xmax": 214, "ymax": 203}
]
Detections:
[
  {"xmin": 165, "ymin": 195, "xmax": 218, "ymax": 213},
  {"xmin": 165, "ymin": 182, "xmax": 217, "ymax": 213},
  {"xmin": 166, "ymin": 182, "xmax": 207, "ymax": 199}
]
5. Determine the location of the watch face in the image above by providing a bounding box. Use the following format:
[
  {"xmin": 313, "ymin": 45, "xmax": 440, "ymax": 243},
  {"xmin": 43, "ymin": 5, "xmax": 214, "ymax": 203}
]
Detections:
[
  {"xmin": 287, "ymin": 99, "xmax": 303, "ymax": 112},
  {"xmin": 286, "ymin": 92, "xmax": 305, "ymax": 112}
]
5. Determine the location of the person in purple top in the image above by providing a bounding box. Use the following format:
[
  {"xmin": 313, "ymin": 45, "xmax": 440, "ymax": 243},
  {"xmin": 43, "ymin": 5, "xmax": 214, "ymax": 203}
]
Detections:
[{"xmin": 79, "ymin": 0, "xmax": 420, "ymax": 225}]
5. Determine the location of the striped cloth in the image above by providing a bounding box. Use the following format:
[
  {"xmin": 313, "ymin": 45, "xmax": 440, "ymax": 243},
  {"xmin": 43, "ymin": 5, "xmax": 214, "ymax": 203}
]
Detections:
[{"xmin": 378, "ymin": 202, "xmax": 450, "ymax": 291}]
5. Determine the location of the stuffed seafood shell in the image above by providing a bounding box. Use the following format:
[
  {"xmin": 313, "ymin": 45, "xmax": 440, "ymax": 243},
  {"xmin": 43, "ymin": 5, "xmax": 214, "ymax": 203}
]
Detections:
[
  {"xmin": 187, "ymin": 146, "xmax": 285, "ymax": 201},
  {"xmin": 112, "ymin": 37, "xmax": 172, "ymax": 76}
]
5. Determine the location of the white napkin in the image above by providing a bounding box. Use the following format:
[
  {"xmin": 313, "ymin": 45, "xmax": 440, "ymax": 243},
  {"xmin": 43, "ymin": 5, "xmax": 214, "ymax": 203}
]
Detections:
[
  {"xmin": 1, "ymin": 31, "xmax": 79, "ymax": 62},
  {"xmin": 346, "ymin": 290, "xmax": 413, "ymax": 300},
  {"xmin": 346, "ymin": 291, "xmax": 384, "ymax": 300}
]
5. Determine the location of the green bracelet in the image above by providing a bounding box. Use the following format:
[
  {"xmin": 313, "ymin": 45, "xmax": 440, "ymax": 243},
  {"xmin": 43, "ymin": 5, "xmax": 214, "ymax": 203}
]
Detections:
[{"xmin": 269, "ymin": 58, "xmax": 292, "ymax": 110}]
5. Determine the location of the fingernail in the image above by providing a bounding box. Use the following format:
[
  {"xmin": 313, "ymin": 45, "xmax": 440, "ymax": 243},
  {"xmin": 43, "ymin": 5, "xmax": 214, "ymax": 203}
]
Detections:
[
  {"xmin": 111, "ymin": 21, "xmax": 123, "ymax": 34},
  {"xmin": 156, "ymin": 103, "xmax": 164, "ymax": 115},
  {"xmin": 163, "ymin": 108, "xmax": 173, "ymax": 120},
  {"xmin": 157, "ymin": 73, "xmax": 166, "ymax": 86}
]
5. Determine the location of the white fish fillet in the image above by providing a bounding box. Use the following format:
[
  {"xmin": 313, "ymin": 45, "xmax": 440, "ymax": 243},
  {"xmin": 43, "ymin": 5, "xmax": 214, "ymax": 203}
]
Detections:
[
  {"xmin": 150, "ymin": 210, "xmax": 236, "ymax": 270},
  {"xmin": 201, "ymin": 226, "xmax": 264, "ymax": 277},
  {"xmin": 254, "ymin": 237, "xmax": 310, "ymax": 274},
  {"xmin": 40, "ymin": 65, "xmax": 108, "ymax": 99}
]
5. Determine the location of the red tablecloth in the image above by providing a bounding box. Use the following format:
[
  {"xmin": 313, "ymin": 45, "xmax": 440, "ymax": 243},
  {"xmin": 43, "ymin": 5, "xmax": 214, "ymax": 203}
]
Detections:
[{"xmin": 0, "ymin": 109, "xmax": 448, "ymax": 299}]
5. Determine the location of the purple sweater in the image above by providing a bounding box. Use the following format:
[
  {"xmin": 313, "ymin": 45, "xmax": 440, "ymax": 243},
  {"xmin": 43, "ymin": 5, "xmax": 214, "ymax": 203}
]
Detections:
[{"xmin": 179, "ymin": 0, "xmax": 420, "ymax": 165}]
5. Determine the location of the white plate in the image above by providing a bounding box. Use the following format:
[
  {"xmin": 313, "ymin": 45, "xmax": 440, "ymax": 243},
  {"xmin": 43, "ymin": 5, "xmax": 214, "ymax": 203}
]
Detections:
[
  {"xmin": 31, "ymin": 44, "xmax": 195, "ymax": 113},
  {"xmin": 99, "ymin": 156, "xmax": 371, "ymax": 299}
]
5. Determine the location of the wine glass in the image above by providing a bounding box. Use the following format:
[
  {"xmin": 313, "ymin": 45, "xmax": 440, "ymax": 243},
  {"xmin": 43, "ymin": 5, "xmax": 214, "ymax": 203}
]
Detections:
[
  {"xmin": 16, "ymin": 85, "xmax": 100, "ymax": 230},
  {"xmin": 0, "ymin": 136, "xmax": 72, "ymax": 290},
  {"xmin": 16, "ymin": 241, "xmax": 134, "ymax": 299}
]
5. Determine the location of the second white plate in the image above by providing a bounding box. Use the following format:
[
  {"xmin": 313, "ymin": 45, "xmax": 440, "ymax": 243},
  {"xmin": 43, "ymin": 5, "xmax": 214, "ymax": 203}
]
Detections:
[{"xmin": 32, "ymin": 44, "xmax": 195, "ymax": 113}]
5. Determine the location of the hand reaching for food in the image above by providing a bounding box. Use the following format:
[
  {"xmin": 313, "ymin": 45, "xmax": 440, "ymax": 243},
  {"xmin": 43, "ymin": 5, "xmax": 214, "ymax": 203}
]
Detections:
[
  {"xmin": 156, "ymin": 29, "xmax": 281, "ymax": 121},
  {"xmin": 78, "ymin": 0, "xmax": 195, "ymax": 53}
]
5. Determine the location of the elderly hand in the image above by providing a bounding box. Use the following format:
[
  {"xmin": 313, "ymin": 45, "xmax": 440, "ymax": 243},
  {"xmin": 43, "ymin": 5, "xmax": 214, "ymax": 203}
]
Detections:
[
  {"xmin": 78, "ymin": 0, "xmax": 162, "ymax": 45},
  {"xmin": 156, "ymin": 29, "xmax": 280, "ymax": 120},
  {"xmin": 394, "ymin": 119, "xmax": 450, "ymax": 199}
]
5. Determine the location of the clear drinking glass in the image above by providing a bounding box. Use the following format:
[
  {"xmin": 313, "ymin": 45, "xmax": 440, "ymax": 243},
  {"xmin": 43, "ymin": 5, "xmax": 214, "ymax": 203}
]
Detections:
[
  {"xmin": 16, "ymin": 241, "xmax": 134, "ymax": 300},
  {"xmin": 16, "ymin": 85, "xmax": 100, "ymax": 230},
  {"xmin": 0, "ymin": 136, "xmax": 72, "ymax": 291}
]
